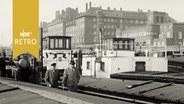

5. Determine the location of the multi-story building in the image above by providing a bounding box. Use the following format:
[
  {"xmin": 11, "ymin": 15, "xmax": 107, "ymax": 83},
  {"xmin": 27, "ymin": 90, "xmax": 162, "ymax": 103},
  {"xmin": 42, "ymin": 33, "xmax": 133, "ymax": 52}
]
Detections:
[
  {"xmin": 154, "ymin": 22, "xmax": 184, "ymax": 46},
  {"xmin": 41, "ymin": 7, "xmax": 79, "ymax": 38},
  {"xmin": 116, "ymin": 22, "xmax": 184, "ymax": 47},
  {"xmin": 66, "ymin": 2, "xmax": 149, "ymax": 47},
  {"xmin": 115, "ymin": 10, "xmax": 178, "ymax": 47},
  {"xmin": 147, "ymin": 11, "xmax": 175, "ymax": 25},
  {"xmin": 116, "ymin": 25, "xmax": 160, "ymax": 46},
  {"xmin": 41, "ymin": 2, "xmax": 177, "ymax": 48}
]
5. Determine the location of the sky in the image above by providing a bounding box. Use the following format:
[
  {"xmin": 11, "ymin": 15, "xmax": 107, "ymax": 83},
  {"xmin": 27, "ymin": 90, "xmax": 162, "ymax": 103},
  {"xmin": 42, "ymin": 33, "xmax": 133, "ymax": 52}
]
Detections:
[{"xmin": 0, "ymin": 0, "xmax": 184, "ymax": 46}]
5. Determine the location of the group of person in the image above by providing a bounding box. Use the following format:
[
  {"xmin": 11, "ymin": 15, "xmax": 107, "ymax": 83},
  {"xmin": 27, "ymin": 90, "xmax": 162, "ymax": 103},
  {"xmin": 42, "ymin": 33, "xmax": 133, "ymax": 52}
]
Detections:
[{"xmin": 45, "ymin": 60, "xmax": 80, "ymax": 92}]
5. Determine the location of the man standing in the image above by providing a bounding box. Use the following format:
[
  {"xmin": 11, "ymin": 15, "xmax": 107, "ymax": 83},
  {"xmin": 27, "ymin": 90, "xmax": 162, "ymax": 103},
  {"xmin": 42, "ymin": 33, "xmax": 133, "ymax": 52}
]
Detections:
[
  {"xmin": 45, "ymin": 63, "xmax": 60, "ymax": 88},
  {"xmin": 0, "ymin": 57, "xmax": 6, "ymax": 77},
  {"xmin": 62, "ymin": 61, "xmax": 80, "ymax": 92}
]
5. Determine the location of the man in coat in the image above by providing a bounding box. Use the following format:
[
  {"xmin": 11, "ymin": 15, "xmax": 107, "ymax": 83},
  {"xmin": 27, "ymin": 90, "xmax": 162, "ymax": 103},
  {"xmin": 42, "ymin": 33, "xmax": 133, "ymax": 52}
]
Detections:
[
  {"xmin": 0, "ymin": 57, "xmax": 6, "ymax": 77},
  {"xmin": 62, "ymin": 61, "xmax": 80, "ymax": 92},
  {"xmin": 45, "ymin": 63, "xmax": 60, "ymax": 88}
]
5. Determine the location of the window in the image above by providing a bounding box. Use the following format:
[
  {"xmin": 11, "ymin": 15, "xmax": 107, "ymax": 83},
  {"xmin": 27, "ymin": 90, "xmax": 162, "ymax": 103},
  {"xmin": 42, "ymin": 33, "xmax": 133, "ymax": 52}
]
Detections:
[
  {"xmin": 114, "ymin": 41, "xmax": 118, "ymax": 49},
  {"xmin": 50, "ymin": 39, "xmax": 54, "ymax": 49},
  {"xmin": 87, "ymin": 61, "xmax": 90, "ymax": 70},
  {"xmin": 55, "ymin": 39, "xmax": 59, "ymax": 48},
  {"xmin": 135, "ymin": 20, "xmax": 138, "ymax": 24},
  {"xmin": 108, "ymin": 18, "xmax": 110, "ymax": 22},
  {"xmin": 167, "ymin": 32, "xmax": 172, "ymax": 38},
  {"xmin": 104, "ymin": 18, "xmax": 106, "ymax": 22},
  {"xmin": 162, "ymin": 41, "xmax": 165, "ymax": 46},
  {"xmin": 156, "ymin": 16, "xmax": 159, "ymax": 23},
  {"xmin": 130, "ymin": 20, "xmax": 133, "ymax": 23},
  {"xmin": 125, "ymin": 41, "xmax": 128, "ymax": 49},
  {"xmin": 66, "ymin": 39, "xmax": 69, "ymax": 49},
  {"xmin": 59, "ymin": 39, "xmax": 63, "ymax": 48},
  {"xmin": 93, "ymin": 18, "xmax": 96, "ymax": 22},
  {"xmin": 93, "ymin": 24, "xmax": 96, "ymax": 28},
  {"xmin": 119, "ymin": 41, "xmax": 123, "ymax": 49},
  {"xmin": 94, "ymin": 31, "xmax": 96, "ymax": 35},
  {"xmin": 178, "ymin": 32, "xmax": 182, "ymax": 39},
  {"xmin": 104, "ymin": 25, "xmax": 106, "ymax": 28},
  {"xmin": 161, "ymin": 16, "xmax": 164, "ymax": 23},
  {"xmin": 100, "ymin": 62, "xmax": 105, "ymax": 71}
]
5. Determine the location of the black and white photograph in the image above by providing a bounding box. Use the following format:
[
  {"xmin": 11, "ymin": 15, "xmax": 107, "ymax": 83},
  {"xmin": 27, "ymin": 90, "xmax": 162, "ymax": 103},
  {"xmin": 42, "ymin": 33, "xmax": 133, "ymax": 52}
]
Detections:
[{"xmin": 1, "ymin": 0, "xmax": 184, "ymax": 103}]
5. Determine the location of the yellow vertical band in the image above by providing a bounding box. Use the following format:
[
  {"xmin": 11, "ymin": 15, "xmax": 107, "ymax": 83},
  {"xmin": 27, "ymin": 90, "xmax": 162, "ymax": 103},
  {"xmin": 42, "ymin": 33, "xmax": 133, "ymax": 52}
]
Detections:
[{"xmin": 13, "ymin": 0, "xmax": 39, "ymax": 59}]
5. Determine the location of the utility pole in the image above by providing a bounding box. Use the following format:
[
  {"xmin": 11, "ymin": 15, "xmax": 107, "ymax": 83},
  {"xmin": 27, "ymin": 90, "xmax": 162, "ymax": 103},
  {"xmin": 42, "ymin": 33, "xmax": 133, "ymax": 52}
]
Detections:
[
  {"xmin": 40, "ymin": 28, "xmax": 43, "ymax": 67},
  {"xmin": 96, "ymin": 10, "xmax": 103, "ymax": 57}
]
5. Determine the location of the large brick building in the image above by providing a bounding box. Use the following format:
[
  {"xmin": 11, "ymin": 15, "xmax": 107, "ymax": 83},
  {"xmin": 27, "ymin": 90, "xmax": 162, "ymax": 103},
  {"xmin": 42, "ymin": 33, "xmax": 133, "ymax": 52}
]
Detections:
[
  {"xmin": 116, "ymin": 24, "xmax": 160, "ymax": 46},
  {"xmin": 41, "ymin": 2, "xmax": 177, "ymax": 48},
  {"xmin": 41, "ymin": 7, "xmax": 79, "ymax": 37},
  {"xmin": 154, "ymin": 23, "xmax": 184, "ymax": 46},
  {"xmin": 116, "ymin": 22, "xmax": 184, "ymax": 47}
]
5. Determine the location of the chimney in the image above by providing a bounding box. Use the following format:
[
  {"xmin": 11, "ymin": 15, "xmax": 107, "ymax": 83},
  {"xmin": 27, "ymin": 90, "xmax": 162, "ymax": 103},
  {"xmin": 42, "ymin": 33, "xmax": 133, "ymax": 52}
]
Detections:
[
  {"xmin": 55, "ymin": 11, "xmax": 60, "ymax": 19},
  {"xmin": 89, "ymin": 2, "xmax": 92, "ymax": 8},
  {"xmin": 120, "ymin": 8, "xmax": 122, "ymax": 11},
  {"xmin": 107, "ymin": 7, "xmax": 110, "ymax": 10},
  {"xmin": 100, "ymin": 6, "xmax": 102, "ymax": 9},
  {"xmin": 62, "ymin": 10, "xmax": 64, "ymax": 14},
  {"xmin": 76, "ymin": 8, "xmax": 78, "ymax": 12},
  {"xmin": 86, "ymin": 3, "xmax": 88, "ymax": 10}
]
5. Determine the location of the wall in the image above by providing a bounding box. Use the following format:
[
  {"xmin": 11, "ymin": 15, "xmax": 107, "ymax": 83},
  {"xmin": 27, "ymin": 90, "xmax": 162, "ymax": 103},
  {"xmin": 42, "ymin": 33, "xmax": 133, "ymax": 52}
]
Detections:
[
  {"xmin": 82, "ymin": 55, "xmax": 168, "ymax": 78},
  {"xmin": 96, "ymin": 57, "xmax": 112, "ymax": 78},
  {"xmin": 111, "ymin": 57, "xmax": 134, "ymax": 73},
  {"xmin": 148, "ymin": 57, "xmax": 168, "ymax": 72},
  {"xmin": 134, "ymin": 57, "xmax": 168, "ymax": 72},
  {"xmin": 102, "ymin": 50, "xmax": 134, "ymax": 57},
  {"xmin": 82, "ymin": 56, "xmax": 96, "ymax": 76}
]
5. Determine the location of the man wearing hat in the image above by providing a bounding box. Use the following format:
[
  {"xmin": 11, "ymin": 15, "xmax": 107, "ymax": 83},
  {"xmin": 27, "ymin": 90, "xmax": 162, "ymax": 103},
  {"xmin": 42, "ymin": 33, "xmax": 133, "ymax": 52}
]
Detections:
[
  {"xmin": 62, "ymin": 60, "xmax": 80, "ymax": 92},
  {"xmin": 45, "ymin": 63, "xmax": 60, "ymax": 88}
]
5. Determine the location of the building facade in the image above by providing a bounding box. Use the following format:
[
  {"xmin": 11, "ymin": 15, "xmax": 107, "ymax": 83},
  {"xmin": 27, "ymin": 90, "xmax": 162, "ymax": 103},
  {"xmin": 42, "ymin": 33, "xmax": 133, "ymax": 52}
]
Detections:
[
  {"xmin": 41, "ymin": 2, "xmax": 177, "ymax": 48},
  {"xmin": 154, "ymin": 23, "xmax": 184, "ymax": 46},
  {"xmin": 116, "ymin": 22, "xmax": 184, "ymax": 47},
  {"xmin": 116, "ymin": 25, "xmax": 160, "ymax": 46},
  {"xmin": 41, "ymin": 7, "xmax": 79, "ymax": 38},
  {"xmin": 67, "ymin": 2, "xmax": 148, "ymax": 47}
]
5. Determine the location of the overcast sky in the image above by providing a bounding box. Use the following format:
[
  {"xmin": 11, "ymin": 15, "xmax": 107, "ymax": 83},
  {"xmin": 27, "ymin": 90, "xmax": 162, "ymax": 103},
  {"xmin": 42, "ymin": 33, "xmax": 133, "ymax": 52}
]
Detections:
[{"xmin": 0, "ymin": 0, "xmax": 184, "ymax": 46}]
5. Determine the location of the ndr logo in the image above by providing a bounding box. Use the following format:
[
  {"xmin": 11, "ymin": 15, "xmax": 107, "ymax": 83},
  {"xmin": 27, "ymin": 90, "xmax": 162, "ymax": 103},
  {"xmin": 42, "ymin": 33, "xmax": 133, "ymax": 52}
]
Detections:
[{"xmin": 20, "ymin": 29, "xmax": 32, "ymax": 38}]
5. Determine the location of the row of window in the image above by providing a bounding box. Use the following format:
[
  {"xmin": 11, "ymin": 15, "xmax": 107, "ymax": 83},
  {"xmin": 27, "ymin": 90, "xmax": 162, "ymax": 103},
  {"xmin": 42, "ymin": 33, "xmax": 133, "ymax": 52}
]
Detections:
[
  {"xmin": 66, "ymin": 24, "xmax": 85, "ymax": 32},
  {"xmin": 47, "ymin": 31, "xmax": 63, "ymax": 36},
  {"xmin": 75, "ymin": 18, "xmax": 85, "ymax": 23},
  {"xmin": 93, "ymin": 17, "xmax": 146, "ymax": 24},
  {"xmin": 121, "ymin": 32, "xmax": 157, "ymax": 38},
  {"xmin": 156, "ymin": 16, "xmax": 164, "ymax": 23},
  {"xmin": 86, "ymin": 61, "xmax": 105, "ymax": 71},
  {"xmin": 48, "ymin": 23, "xmax": 63, "ymax": 30},
  {"xmin": 93, "ymin": 24, "xmax": 116, "ymax": 29},
  {"xmin": 94, "ymin": 31, "xmax": 115, "ymax": 36},
  {"xmin": 160, "ymin": 31, "xmax": 183, "ymax": 39},
  {"xmin": 153, "ymin": 41, "xmax": 166, "ymax": 46},
  {"xmin": 49, "ymin": 38, "xmax": 71, "ymax": 49}
]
